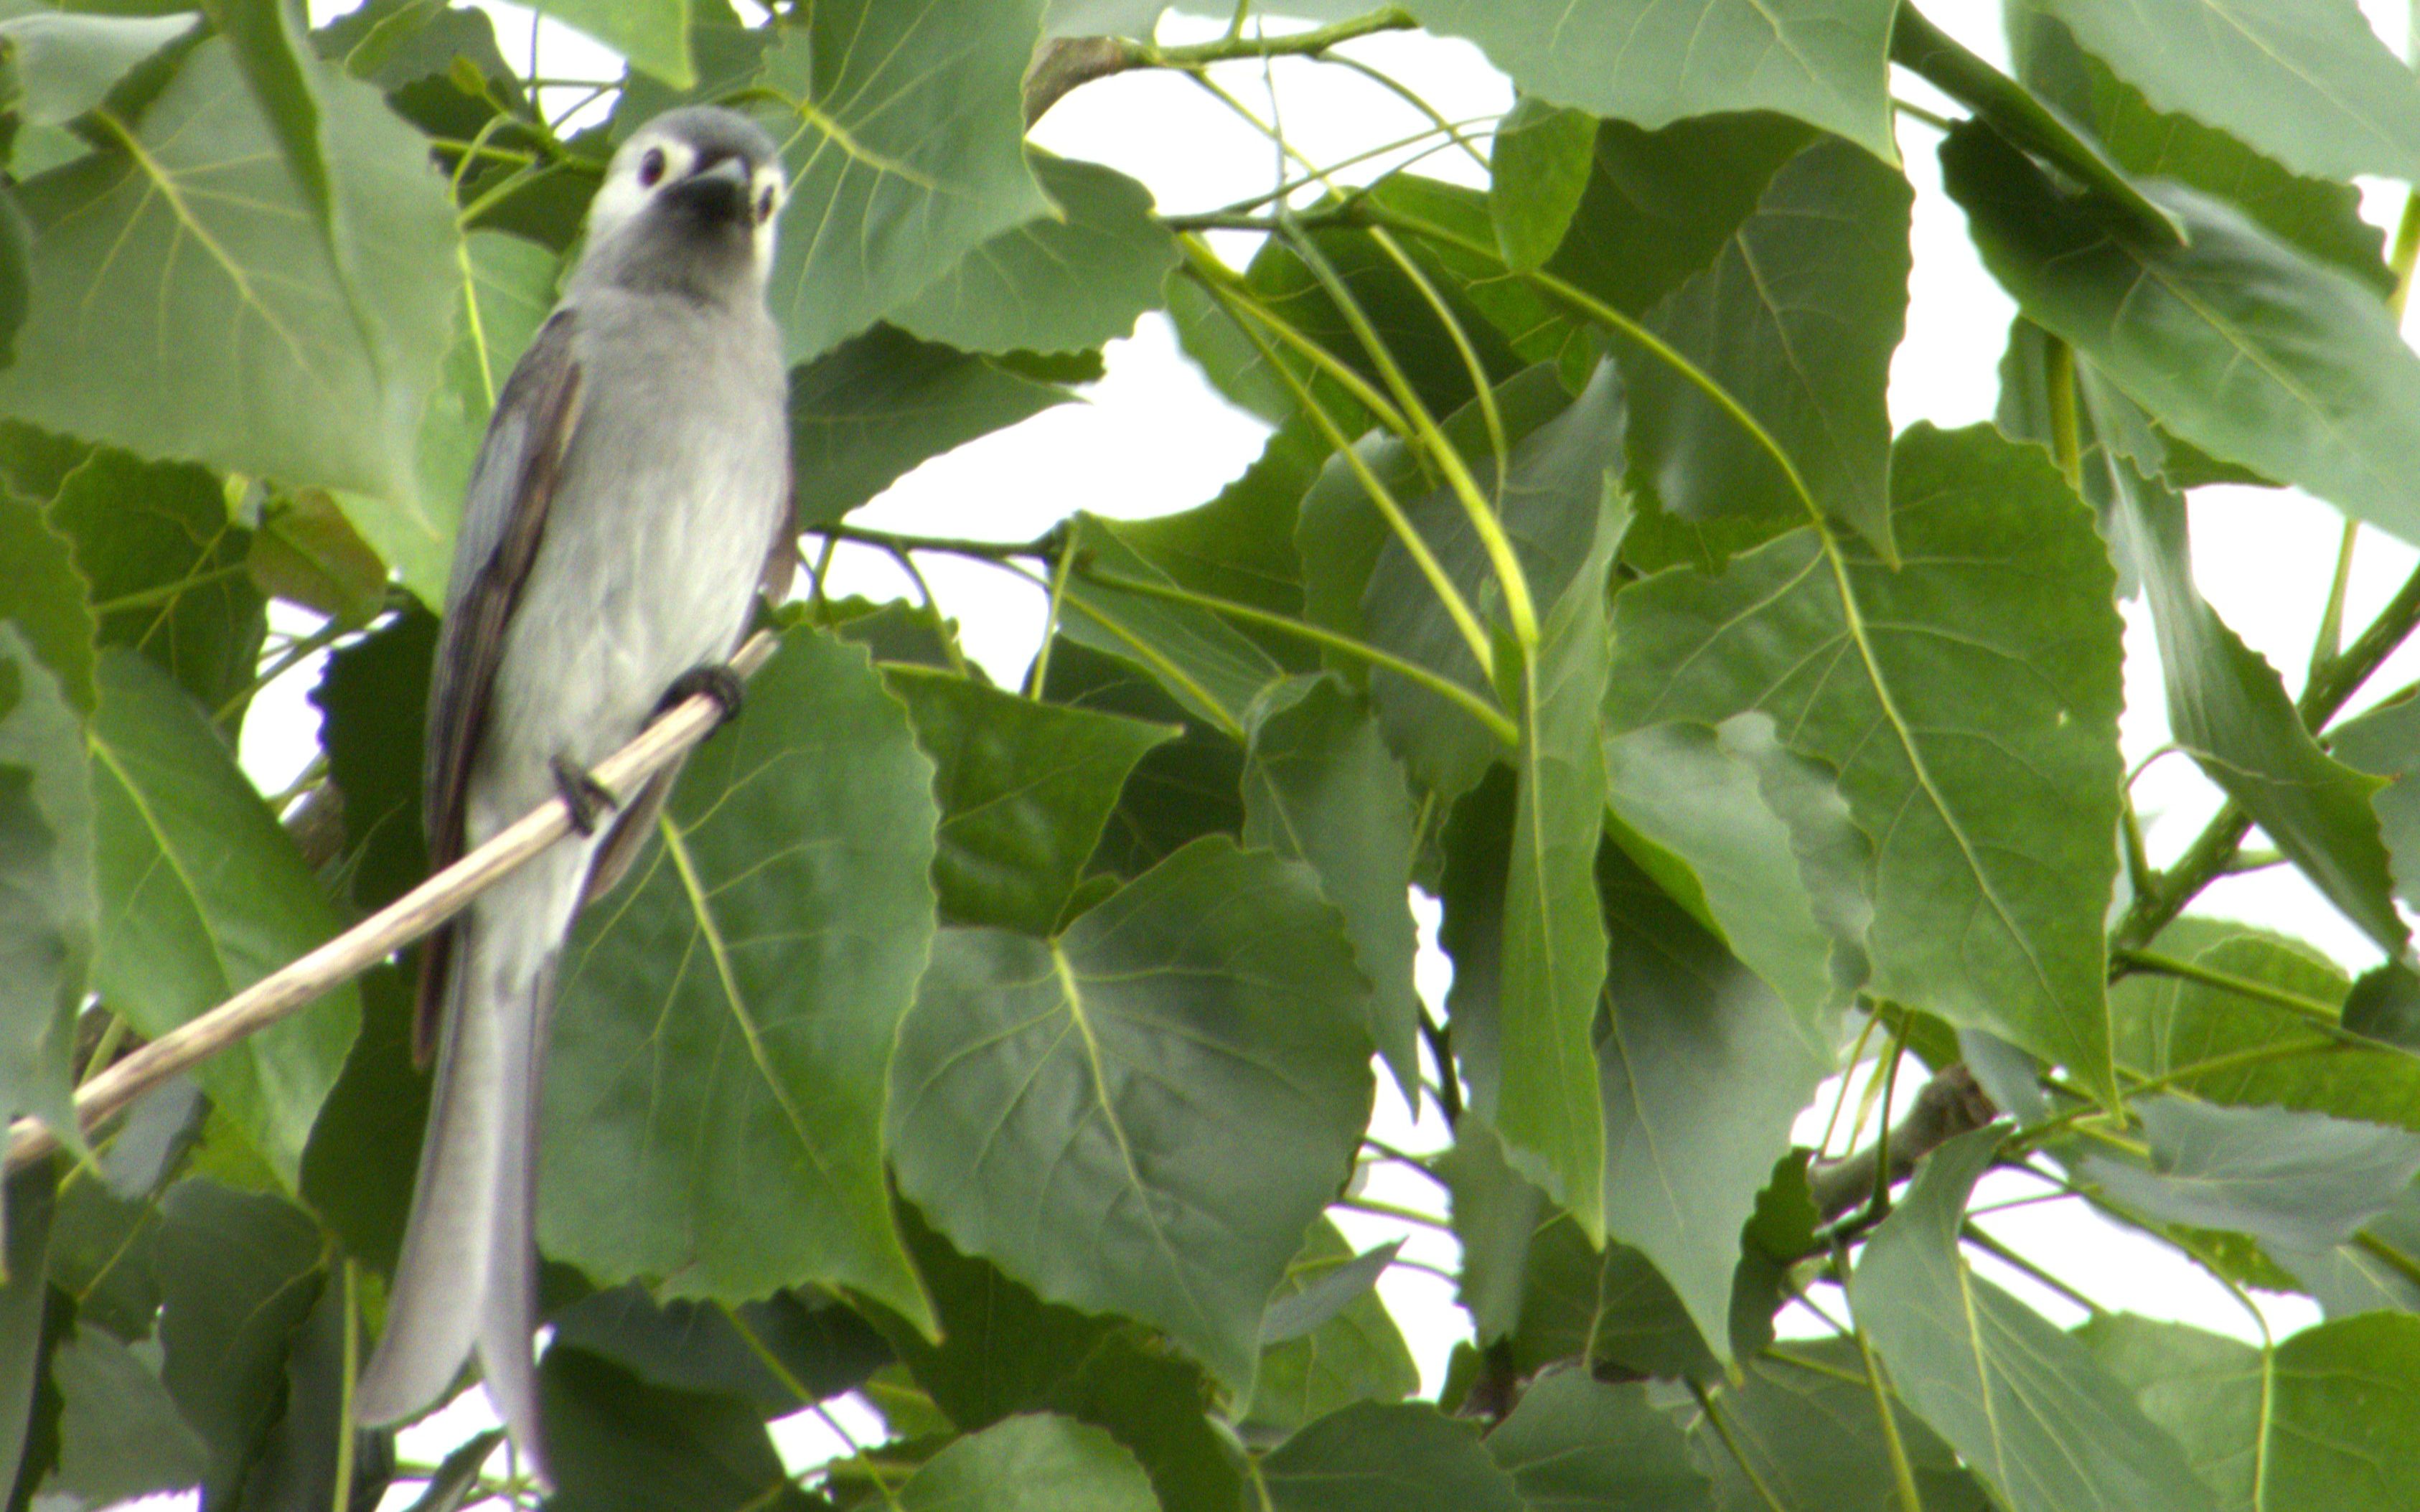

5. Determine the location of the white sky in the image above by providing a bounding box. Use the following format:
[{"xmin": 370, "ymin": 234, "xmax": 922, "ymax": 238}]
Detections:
[{"xmin": 194, "ymin": 1, "xmax": 2420, "ymax": 1504}]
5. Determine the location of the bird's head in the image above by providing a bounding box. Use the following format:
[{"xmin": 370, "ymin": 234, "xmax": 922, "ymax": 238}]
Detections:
[{"xmin": 579, "ymin": 107, "xmax": 787, "ymax": 298}]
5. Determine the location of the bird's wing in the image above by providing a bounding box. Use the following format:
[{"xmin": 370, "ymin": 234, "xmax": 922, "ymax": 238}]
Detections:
[{"xmin": 415, "ymin": 308, "xmax": 586, "ymax": 1063}]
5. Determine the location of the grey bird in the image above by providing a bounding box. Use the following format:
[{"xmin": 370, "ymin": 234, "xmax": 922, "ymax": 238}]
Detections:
[{"xmin": 352, "ymin": 106, "xmax": 797, "ymax": 1480}]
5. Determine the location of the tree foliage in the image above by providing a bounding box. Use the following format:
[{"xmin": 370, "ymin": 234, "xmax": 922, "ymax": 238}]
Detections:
[{"xmin": 2, "ymin": 0, "xmax": 2420, "ymax": 1506}]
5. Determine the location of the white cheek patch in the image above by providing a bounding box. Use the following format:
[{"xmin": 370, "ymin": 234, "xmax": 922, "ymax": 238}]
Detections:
[{"xmin": 586, "ymin": 136, "xmax": 694, "ymax": 245}]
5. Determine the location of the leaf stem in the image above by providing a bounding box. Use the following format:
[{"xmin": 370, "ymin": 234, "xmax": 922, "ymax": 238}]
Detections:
[
  {"xmin": 1333, "ymin": 1194, "xmax": 1451, "ymax": 1231},
  {"xmin": 2109, "ymin": 945, "xmax": 2347, "ymax": 1025},
  {"xmin": 1181, "ymin": 248, "xmax": 1496, "ymax": 677},
  {"xmin": 1073, "ymin": 563, "xmax": 1519, "ymax": 744},
  {"xmin": 334, "ymin": 1259, "xmax": 360, "ymax": 1512},
  {"xmin": 2043, "ymin": 334, "xmax": 2083, "ymax": 492},
  {"xmin": 1839, "ymin": 1253, "xmax": 1925, "ymax": 1512},
  {"xmin": 1365, "ymin": 204, "xmax": 1830, "ymax": 530},
  {"xmin": 1262, "ymin": 190, "xmax": 1538, "ymax": 646},
  {"xmin": 1691, "ymin": 1381, "xmax": 1790, "ymax": 1512},
  {"xmin": 1028, "ymin": 536, "xmax": 1079, "ymax": 703},
  {"xmin": 87, "ymin": 560, "xmax": 255, "ymax": 616},
  {"xmin": 1959, "ymin": 1221, "xmax": 2101, "ymax": 1318}
]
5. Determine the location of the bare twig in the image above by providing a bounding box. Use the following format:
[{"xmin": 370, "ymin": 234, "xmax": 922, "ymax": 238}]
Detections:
[
  {"xmin": 1806, "ymin": 1063, "xmax": 1999, "ymax": 1225},
  {"xmin": 4, "ymin": 631, "xmax": 781, "ymax": 1175}
]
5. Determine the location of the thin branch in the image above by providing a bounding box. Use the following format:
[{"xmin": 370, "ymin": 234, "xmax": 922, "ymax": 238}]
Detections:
[
  {"xmin": 4, "ymin": 632, "xmax": 782, "ymax": 1175},
  {"xmin": 2111, "ymin": 946, "xmax": 2348, "ymax": 1029},
  {"xmin": 1806, "ymin": 1063, "xmax": 1999, "ymax": 1227},
  {"xmin": 1022, "ymin": 6, "xmax": 1418, "ymax": 124}
]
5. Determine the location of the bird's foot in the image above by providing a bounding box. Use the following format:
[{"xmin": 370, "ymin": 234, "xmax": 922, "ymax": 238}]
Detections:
[
  {"xmin": 550, "ymin": 756, "xmax": 620, "ymax": 836},
  {"xmin": 661, "ymin": 662, "xmax": 746, "ymax": 725}
]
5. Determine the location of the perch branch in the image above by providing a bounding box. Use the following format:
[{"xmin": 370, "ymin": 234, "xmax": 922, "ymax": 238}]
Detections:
[{"xmin": 4, "ymin": 631, "xmax": 781, "ymax": 1175}]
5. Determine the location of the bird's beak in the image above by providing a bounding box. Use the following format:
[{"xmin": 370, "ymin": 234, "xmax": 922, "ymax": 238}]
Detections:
[{"xmin": 669, "ymin": 154, "xmax": 752, "ymax": 224}]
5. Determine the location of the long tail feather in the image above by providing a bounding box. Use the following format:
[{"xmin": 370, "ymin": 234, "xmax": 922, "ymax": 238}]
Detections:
[
  {"xmin": 474, "ymin": 954, "xmax": 558, "ymax": 1484},
  {"xmin": 356, "ymin": 848, "xmax": 583, "ymax": 1484},
  {"xmin": 354, "ymin": 931, "xmax": 503, "ymax": 1427}
]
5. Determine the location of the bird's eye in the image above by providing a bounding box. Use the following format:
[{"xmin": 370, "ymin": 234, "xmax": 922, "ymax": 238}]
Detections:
[
  {"xmin": 756, "ymin": 187, "xmax": 777, "ymax": 222},
  {"xmin": 637, "ymin": 148, "xmax": 667, "ymax": 188}
]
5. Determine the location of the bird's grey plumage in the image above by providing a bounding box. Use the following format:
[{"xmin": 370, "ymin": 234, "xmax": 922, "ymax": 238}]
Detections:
[{"xmin": 353, "ymin": 106, "xmax": 794, "ymax": 1482}]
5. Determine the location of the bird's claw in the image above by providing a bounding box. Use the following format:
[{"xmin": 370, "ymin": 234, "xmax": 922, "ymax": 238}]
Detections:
[
  {"xmin": 662, "ymin": 662, "xmax": 746, "ymax": 724},
  {"xmin": 550, "ymin": 756, "xmax": 620, "ymax": 836}
]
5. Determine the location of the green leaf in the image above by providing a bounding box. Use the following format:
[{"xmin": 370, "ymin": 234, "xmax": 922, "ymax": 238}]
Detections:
[
  {"xmin": 2327, "ymin": 693, "xmax": 2420, "ymax": 917},
  {"xmin": 758, "ymin": 0, "xmax": 1050, "ymax": 364},
  {"xmin": 548, "ymin": 1284, "xmax": 889, "ymax": 1417},
  {"xmin": 2081, "ymin": 1097, "xmax": 2420, "ymax": 1251},
  {"xmin": 1543, "ymin": 111, "xmax": 1814, "ymax": 321},
  {"xmin": 0, "ymin": 37, "xmax": 461, "ymax": 595},
  {"xmin": 1402, "ymin": 0, "xmax": 1898, "ymax": 162},
  {"xmin": 1483, "ymin": 1369, "xmax": 1708, "ymax": 1511},
  {"xmin": 879, "ymin": 1206, "xmax": 1247, "ymax": 1512},
  {"xmin": 901, "ymin": 1413, "xmax": 1158, "ymax": 1512},
  {"xmin": 1623, "ymin": 135, "xmax": 1909, "ymax": 555},
  {"xmin": 89, "ymin": 650, "xmax": 359, "ymax": 1187},
  {"xmin": 1693, "ymin": 1338, "xmax": 1992, "ymax": 1511},
  {"xmin": 2105, "ymin": 441, "xmax": 2403, "ymax": 952},
  {"xmin": 1044, "ymin": 639, "xmax": 1244, "ymax": 880},
  {"xmin": 50, "ymin": 449, "xmax": 266, "ymax": 718},
  {"xmin": 789, "ymin": 323, "xmax": 1071, "ymax": 531},
  {"xmin": 886, "ymin": 665, "xmax": 1176, "ymax": 934},
  {"xmin": 1943, "ymin": 123, "xmax": 2420, "ymax": 548},
  {"xmin": 544, "ymin": 628, "xmax": 938, "ymax": 1323},
  {"xmin": 0, "ymin": 487, "xmax": 95, "ymax": 713},
  {"xmin": 306, "ymin": 604, "xmax": 434, "ymax": 915},
  {"xmin": 0, "ymin": 11, "xmax": 194, "ymax": 126},
  {"xmin": 540, "ymin": 0, "xmax": 692, "ymax": 87},
  {"xmin": 297, "ymin": 966, "xmax": 424, "ymax": 1274},
  {"xmin": 1435, "ymin": 769, "xmax": 1514, "ymax": 1118},
  {"xmin": 1321, "ymin": 362, "xmax": 1622, "ymax": 798},
  {"xmin": 2082, "ymin": 1311, "xmax": 2420, "ymax": 1511},
  {"xmin": 540, "ymin": 1348, "xmax": 815, "ymax": 1512},
  {"xmin": 1602, "ymin": 718, "xmax": 1841, "ymax": 1023},
  {"xmin": 0, "ymin": 626, "xmax": 90, "ymax": 1144},
  {"xmin": 1244, "ymin": 1218, "xmax": 1418, "ymax": 1437},
  {"xmin": 1594, "ymin": 843, "xmax": 1831, "ymax": 1361},
  {"xmin": 50, "ymin": 1167, "xmax": 161, "ymax": 1341},
  {"xmin": 888, "ymin": 837, "xmax": 1375, "ymax": 1392},
  {"xmin": 2009, "ymin": 6, "xmax": 2389, "ymax": 292},
  {"xmin": 1060, "ymin": 512, "xmax": 1285, "ymax": 738},
  {"xmin": 1492, "ymin": 499, "xmax": 1619, "ymax": 1231},
  {"xmin": 47, "ymin": 1324, "xmax": 208, "ymax": 1506},
  {"xmin": 151, "ymin": 1180, "xmax": 326, "ymax": 1506},
  {"xmin": 1262, "ymin": 1402, "xmax": 1526, "ymax": 1512},
  {"xmin": 248, "ymin": 487, "xmax": 388, "ymax": 624},
  {"xmin": 1852, "ymin": 1129, "xmax": 2209, "ymax": 1512},
  {"xmin": 1488, "ymin": 98, "xmax": 1596, "ymax": 273},
  {"xmin": 1241, "ymin": 194, "xmax": 1532, "ymax": 428},
  {"xmin": 1364, "ymin": 174, "xmax": 1600, "ymax": 393},
  {"xmin": 1605, "ymin": 423, "xmax": 2126, "ymax": 1099},
  {"xmin": 2035, "ymin": 0, "xmax": 2420, "ymax": 183},
  {"xmin": 1116, "ymin": 418, "xmax": 1319, "ymax": 649},
  {"xmin": 892, "ymin": 153, "xmax": 1176, "ymax": 355},
  {"xmin": 1242, "ymin": 675, "xmax": 1424, "ymax": 1107},
  {"xmin": 2109, "ymin": 929, "xmax": 2420, "ymax": 1129},
  {"xmin": 0, "ymin": 1166, "xmax": 53, "ymax": 1498},
  {"xmin": 878, "ymin": 1201, "xmax": 1118, "ymax": 1429},
  {"xmin": 1438, "ymin": 1113, "xmax": 1781, "ymax": 1384}
]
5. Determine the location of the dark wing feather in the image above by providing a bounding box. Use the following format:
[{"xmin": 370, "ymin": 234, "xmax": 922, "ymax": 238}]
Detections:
[{"xmin": 414, "ymin": 309, "xmax": 585, "ymax": 1064}]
